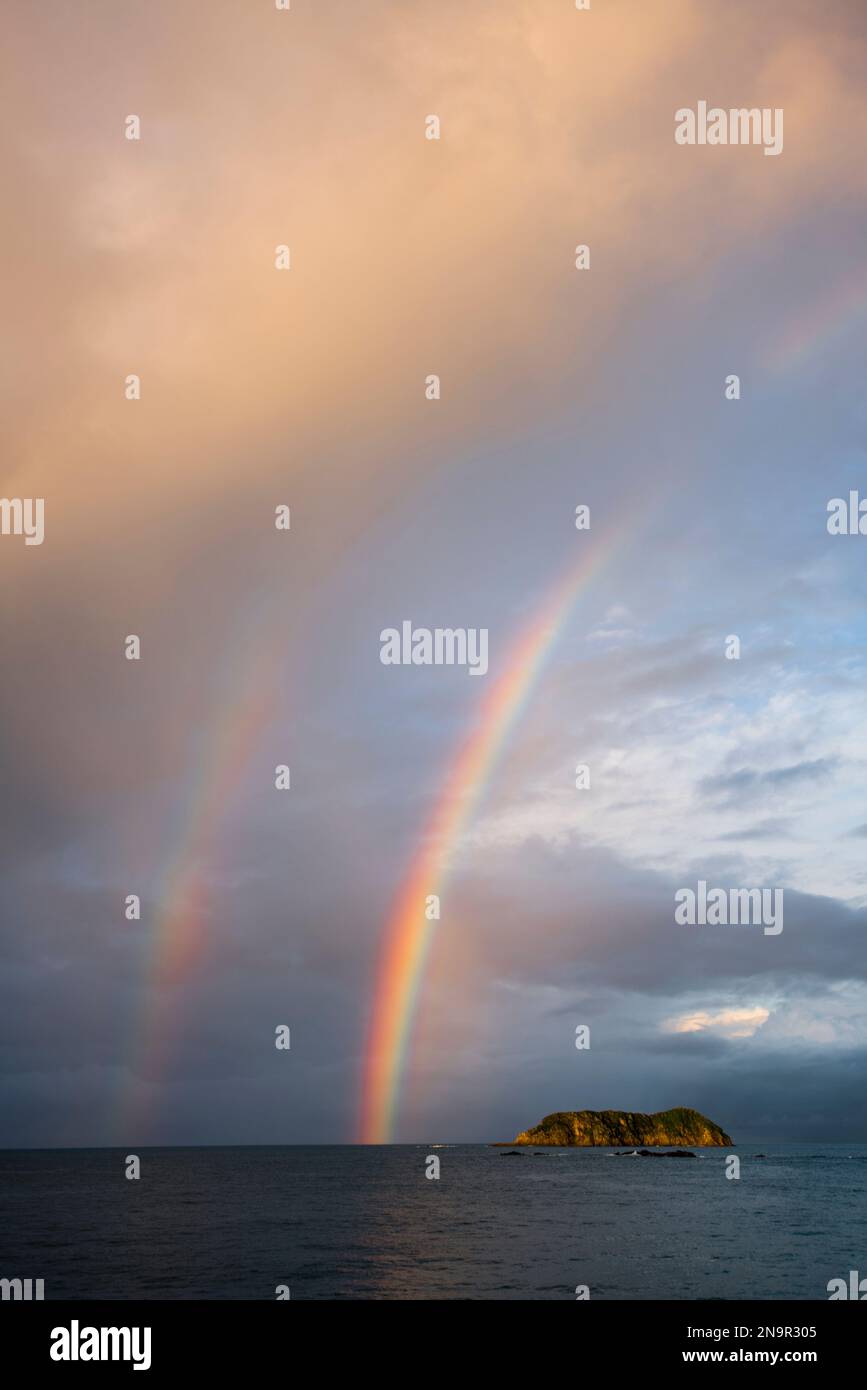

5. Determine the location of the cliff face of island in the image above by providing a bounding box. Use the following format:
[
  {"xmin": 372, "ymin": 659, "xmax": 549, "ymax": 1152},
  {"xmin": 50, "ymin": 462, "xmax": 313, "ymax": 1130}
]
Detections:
[{"xmin": 512, "ymin": 1107, "xmax": 733, "ymax": 1147}]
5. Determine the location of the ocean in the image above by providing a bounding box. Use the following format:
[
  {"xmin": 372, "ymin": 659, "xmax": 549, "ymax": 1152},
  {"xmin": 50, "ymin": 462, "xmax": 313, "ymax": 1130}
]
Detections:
[{"xmin": 1, "ymin": 1144, "xmax": 864, "ymax": 1300}]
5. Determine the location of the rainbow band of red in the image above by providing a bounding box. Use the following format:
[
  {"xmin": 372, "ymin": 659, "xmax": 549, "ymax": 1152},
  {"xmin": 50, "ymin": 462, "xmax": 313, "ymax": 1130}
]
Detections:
[{"xmin": 359, "ymin": 532, "xmax": 625, "ymax": 1143}]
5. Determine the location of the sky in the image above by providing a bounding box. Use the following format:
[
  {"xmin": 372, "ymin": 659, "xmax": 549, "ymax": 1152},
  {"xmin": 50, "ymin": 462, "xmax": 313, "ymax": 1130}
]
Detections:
[{"xmin": 2, "ymin": 0, "xmax": 867, "ymax": 1146}]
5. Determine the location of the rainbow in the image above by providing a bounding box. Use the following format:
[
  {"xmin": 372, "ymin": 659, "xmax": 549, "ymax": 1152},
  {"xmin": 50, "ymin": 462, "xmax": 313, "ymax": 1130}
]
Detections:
[
  {"xmin": 358, "ymin": 530, "xmax": 626, "ymax": 1144},
  {"xmin": 118, "ymin": 604, "xmax": 285, "ymax": 1135},
  {"xmin": 764, "ymin": 265, "xmax": 867, "ymax": 374}
]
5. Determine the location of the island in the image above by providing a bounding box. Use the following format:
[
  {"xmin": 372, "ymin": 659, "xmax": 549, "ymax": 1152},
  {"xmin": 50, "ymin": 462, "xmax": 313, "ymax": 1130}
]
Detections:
[{"xmin": 496, "ymin": 1107, "xmax": 733, "ymax": 1147}]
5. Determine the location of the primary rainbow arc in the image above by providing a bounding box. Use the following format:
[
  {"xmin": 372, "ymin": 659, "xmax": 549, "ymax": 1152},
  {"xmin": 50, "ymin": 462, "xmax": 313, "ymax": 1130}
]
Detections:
[{"xmin": 359, "ymin": 531, "xmax": 624, "ymax": 1144}]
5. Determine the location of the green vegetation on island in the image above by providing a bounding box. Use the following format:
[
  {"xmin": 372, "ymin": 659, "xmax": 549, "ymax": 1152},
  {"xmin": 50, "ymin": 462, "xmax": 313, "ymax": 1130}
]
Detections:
[{"xmin": 507, "ymin": 1107, "xmax": 733, "ymax": 1147}]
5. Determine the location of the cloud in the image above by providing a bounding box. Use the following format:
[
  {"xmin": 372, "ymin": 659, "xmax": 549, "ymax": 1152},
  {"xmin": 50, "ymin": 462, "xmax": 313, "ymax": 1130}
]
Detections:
[
  {"xmin": 3, "ymin": 0, "xmax": 867, "ymax": 1145},
  {"xmin": 698, "ymin": 758, "xmax": 838, "ymax": 803},
  {"xmin": 663, "ymin": 1007, "xmax": 770, "ymax": 1038}
]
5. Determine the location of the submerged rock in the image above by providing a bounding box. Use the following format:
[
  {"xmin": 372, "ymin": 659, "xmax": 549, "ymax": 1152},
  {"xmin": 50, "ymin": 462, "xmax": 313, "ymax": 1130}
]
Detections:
[{"xmin": 615, "ymin": 1147, "xmax": 697, "ymax": 1158}]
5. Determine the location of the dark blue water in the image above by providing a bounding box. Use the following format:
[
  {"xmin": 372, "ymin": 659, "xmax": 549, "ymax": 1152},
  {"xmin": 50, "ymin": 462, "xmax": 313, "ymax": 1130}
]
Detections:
[{"xmin": 1, "ymin": 1145, "xmax": 865, "ymax": 1300}]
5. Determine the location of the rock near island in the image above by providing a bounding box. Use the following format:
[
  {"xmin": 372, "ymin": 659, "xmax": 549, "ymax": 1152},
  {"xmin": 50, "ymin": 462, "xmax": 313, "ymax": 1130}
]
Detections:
[{"xmin": 510, "ymin": 1107, "xmax": 733, "ymax": 1147}]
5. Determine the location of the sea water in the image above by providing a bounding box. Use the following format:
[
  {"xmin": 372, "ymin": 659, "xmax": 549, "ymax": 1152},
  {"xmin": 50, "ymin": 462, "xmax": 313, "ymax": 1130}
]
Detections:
[{"xmin": 1, "ymin": 1144, "xmax": 864, "ymax": 1300}]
